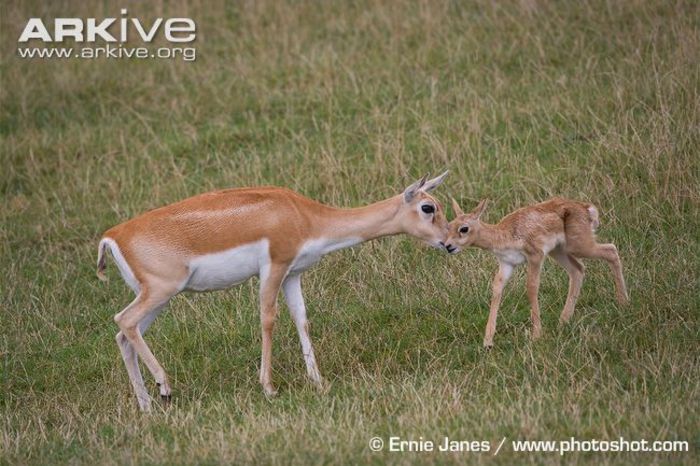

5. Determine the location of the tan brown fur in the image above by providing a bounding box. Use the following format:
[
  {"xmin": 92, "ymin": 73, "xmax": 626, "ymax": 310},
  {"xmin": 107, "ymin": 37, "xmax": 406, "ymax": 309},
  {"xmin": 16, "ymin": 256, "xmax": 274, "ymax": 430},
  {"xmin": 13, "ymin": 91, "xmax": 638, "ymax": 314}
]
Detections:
[
  {"xmin": 445, "ymin": 197, "xmax": 628, "ymax": 347},
  {"xmin": 105, "ymin": 187, "xmax": 446, "ymax": 286},
  {"xmin": 105, "ymin": 188, "xmax": 325, "ymax": 286}
]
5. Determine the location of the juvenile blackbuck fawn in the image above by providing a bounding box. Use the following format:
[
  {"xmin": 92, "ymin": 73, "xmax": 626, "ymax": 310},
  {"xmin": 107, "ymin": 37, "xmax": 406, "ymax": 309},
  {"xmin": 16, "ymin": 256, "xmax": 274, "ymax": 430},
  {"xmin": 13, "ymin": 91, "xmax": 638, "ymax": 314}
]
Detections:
[
  {"xmin": 97, "ymin": 173, "xmax": 449, "ymax": 411},
  {"xmin": 444, "ymin": 198, "xmax": 628, "ymax": 347}
]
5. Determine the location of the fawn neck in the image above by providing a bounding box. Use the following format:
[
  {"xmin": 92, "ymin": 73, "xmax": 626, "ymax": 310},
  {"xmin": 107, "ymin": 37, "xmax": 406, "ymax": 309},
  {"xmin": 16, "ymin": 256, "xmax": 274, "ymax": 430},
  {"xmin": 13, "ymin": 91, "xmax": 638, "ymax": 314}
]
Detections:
[{"xmin": 473, "ymin": 222, "xmax": 516, "ymax": 251}]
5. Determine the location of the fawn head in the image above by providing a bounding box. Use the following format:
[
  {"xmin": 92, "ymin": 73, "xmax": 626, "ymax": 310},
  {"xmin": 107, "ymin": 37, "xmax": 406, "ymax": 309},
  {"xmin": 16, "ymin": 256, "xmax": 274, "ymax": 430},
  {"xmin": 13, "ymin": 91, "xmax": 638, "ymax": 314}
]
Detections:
[{"xmin": 444, "ymin": 198, "xmax": 489, "ymax": 254}]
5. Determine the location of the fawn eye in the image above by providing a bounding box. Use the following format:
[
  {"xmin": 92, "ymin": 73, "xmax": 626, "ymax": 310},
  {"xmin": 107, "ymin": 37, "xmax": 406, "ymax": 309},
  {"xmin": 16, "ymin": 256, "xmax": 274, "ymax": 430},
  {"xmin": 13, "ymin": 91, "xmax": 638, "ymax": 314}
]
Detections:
[
  {"xmin": 421, "ymin": 204, "xmax": 435, "ymax": 214},
  {"xmin": 459, "ymin": 226, "xmax": 469, "ymax": 234}
]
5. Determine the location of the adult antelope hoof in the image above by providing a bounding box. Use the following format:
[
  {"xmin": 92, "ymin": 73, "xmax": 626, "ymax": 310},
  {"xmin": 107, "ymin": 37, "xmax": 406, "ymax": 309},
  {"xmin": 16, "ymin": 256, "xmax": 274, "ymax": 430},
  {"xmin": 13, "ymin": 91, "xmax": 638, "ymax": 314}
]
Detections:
[
  {"xmin": 531, "ymin": 327, "xmax": 542, "ymax": 340},
  {"xmin": 136, "ymin": 397, "xmax": 152, "ymax": 413},
  {"xmin": 263, "ymin": 384, "xmax": 278, "ymax": 397},
  {"xmin": 311, "ymin": 376, "xmax": 329, "ymax": 393},
  {"xmin": 156, "ymin": 382, "xmax": 172, "ymax": 407},
  {"xmin": 482, "ymin": 340, "xmax": 494, "ymax": 350}
]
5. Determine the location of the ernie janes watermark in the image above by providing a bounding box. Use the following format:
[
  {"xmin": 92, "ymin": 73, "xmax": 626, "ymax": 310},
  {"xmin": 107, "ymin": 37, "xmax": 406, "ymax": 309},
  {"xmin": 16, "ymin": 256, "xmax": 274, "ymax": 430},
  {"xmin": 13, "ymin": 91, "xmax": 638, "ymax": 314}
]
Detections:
[
  {"xmin": 369, "ymin": 436, "xmax": 499, "ymax": 454},
  {"xmin": 16, "ymin": 8, "xmax": 196, "ymax": 62}
]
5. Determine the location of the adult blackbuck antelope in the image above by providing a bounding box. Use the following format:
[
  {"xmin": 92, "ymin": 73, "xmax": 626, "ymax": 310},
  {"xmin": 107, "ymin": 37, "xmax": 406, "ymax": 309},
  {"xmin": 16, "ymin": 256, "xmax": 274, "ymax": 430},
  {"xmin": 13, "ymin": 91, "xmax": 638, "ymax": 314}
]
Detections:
[
  {"xmin": 97, "ymin": 173, "xmax": 449, "ymax": 411},
  {"xmin": 445, "ymin": 197, "xmax": 628, "ymax": 348}
]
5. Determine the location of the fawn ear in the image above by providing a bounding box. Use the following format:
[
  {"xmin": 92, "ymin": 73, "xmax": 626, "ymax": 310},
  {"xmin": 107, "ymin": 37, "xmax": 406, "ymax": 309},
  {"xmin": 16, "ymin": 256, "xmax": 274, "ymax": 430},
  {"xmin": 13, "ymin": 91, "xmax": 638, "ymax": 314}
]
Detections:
[
  {"xmin": 451, "ymin": 197, "xmax": 464, "ymax": 216},
  {"xmin": 472, "ymin": 199, "xmax": 489, "ymax": 219},
  {"xmin": 403, "ymin": 174, "xmax": 428, "ymax": 202},
  {"xmin": 421, "ymin": 170, "xmax": 449, "ymax": 193}
]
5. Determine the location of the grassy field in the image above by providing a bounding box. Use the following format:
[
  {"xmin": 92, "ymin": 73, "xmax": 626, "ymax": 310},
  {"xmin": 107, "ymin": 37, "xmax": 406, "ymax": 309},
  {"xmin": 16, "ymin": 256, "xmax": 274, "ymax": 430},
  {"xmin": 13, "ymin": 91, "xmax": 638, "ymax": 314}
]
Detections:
[{"xmin": 1, "ymin": 0, "xmax": 698, "ymax": 464}]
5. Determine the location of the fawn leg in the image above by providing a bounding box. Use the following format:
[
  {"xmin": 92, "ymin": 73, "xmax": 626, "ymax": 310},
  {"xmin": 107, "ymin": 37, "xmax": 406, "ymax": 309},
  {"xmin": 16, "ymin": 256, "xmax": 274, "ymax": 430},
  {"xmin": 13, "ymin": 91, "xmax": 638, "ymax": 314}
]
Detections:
[
  {"xmin": 550, "ymin": 248, "xmax": 585, "ymax": 324},
  {"xmin": 526, "ymin": 254, "xmax": 544, "ymax": 339},
  {"xmin": 483, "ymin": 262, "xmax": 514, "ymax": 347},
  {"xmin": 578, "ymin": 243, "xmax": 628, "ymax": 305}
]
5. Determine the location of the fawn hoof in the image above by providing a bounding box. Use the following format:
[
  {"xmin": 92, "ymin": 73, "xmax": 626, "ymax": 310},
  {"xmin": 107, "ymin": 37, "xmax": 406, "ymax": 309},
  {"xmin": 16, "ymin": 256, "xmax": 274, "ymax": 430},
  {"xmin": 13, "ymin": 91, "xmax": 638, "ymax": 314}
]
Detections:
[
  {"xmin": 161, "ymin": 394, "xmax": 172, "ymax": 404},
  {"xmin": 531, "ymin": 327, "xmax": 542, "ymax": 340},
  {"xmin": 483, "ymin": 341, "xmax": 494, "ymax": 350}
]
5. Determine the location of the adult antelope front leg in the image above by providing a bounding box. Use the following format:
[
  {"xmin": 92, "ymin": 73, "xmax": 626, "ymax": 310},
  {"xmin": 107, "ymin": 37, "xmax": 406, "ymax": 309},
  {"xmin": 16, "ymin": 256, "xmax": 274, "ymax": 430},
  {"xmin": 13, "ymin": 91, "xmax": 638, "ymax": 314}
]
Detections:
[
  {"xmin": 259, "ymin": 263, "xmax": 289, "ymax": 397},
  {"xmin": 283, "ymin": 274, "xmax": 323, "ymax": 386}
]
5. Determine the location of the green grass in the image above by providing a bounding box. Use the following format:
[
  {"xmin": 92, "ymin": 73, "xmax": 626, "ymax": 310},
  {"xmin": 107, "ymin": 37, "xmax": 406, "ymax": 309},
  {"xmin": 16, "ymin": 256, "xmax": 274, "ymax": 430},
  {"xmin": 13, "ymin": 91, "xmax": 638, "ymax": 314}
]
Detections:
[{"xmin": 1, "ymin": 0, "xmax": 698, "ymax": 464}]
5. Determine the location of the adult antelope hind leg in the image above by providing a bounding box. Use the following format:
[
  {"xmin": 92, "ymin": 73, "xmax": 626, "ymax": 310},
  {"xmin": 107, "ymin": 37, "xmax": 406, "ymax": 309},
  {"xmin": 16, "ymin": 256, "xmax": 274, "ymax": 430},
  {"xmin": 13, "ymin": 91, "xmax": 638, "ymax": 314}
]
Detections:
[
  {"xmin": 114, "ymin": 287, "xmax": 177, "ymax": 412},
  {"xmin": 282, "ymin": 273, "xmax": 323, "ymax": 387},
  {"xmin": 115, "ymin": 301, "xmax": 168, "ymax": 411}
]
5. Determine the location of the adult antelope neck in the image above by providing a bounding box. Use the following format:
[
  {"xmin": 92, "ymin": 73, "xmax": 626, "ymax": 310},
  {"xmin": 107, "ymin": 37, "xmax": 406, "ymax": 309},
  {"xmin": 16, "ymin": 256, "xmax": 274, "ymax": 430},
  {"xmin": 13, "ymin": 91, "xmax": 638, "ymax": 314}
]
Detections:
[{"xmin": 316, "ymin": 195, "xmax": 403, "ymax": 242}]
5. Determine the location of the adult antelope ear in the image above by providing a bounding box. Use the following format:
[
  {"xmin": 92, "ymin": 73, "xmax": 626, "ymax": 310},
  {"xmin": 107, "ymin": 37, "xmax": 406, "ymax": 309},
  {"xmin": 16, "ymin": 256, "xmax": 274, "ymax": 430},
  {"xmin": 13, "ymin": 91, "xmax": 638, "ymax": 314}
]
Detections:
[
  {"xmin": 472, "ymin": 199, "xmax": 489, "ymax": 219},
  {"xmin": 403, "ymin": 174, "xmax": 428, "ymax": 202},
  {"xmin": 451, "ymin": 197, "xmax": 464, "ymax": 216},
  {"xmin": 421, "ymin": 170, "xmax": 449, "ymax": 193}
]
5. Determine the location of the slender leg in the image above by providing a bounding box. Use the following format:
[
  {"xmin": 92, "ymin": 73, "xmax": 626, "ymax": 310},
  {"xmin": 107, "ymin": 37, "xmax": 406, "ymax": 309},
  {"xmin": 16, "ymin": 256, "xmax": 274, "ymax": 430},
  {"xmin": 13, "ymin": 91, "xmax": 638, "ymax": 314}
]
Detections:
[
  {"xmin": 259, "ymin": 263, "xmax": 288, "ymax": 396},
  {"xmin": 115, "ymin": 302, "xmax": 167, "ymax": 411},
  {"xmin": 114, "ymin": 289, "xmax": 176, "ymax": 411},
  {"xmin": 600, "ymin": 244, "xmax": 629, "ymax": 305},
  {"xmin": 526, "ymin": 254, "xmax": 544, "ymax": 339},
  {"xmin": 578, "ymin": 243, "xmax": 628, "ymax": 305},
  {"xmin": 483, "ymin": 262, "xmax": 514, "ymax": 348},
  {"xmin": 282, "ymin": 273, "xmax": 323, "ymax": 385},
  {"xmin": 550, "ymin": 248, "xmax": 585, "ymax": 324},
  {"xmin": 116, "ymin": 331, "xmax": 150, "ymax": 411}
]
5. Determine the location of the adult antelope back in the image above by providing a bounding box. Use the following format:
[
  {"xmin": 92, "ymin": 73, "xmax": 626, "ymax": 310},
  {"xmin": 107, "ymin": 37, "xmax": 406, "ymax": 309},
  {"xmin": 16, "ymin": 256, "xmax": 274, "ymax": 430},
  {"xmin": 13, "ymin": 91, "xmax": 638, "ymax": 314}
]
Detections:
[{"xmin": 97, "ymin": 173, "xmax": 449, "ymax": 411}]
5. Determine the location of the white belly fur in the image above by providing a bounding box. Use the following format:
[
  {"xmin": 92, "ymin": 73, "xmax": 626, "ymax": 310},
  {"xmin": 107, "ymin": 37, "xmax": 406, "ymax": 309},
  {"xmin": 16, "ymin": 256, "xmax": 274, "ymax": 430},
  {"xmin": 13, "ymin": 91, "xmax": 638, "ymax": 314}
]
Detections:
[
  {"xmin": 185, "ymin": 239, "xmax": 270, "ymax": 291},
  {"xmin": 184, "ymin": 236, "xmax": 362, "ymax": 292},
  {"xmin": 494, "ymin": 249, "xmax": 526, "ymax": 265},
  {"xmin": 290, "ymin": 237, "xmax": 362, "ymax": 274}
]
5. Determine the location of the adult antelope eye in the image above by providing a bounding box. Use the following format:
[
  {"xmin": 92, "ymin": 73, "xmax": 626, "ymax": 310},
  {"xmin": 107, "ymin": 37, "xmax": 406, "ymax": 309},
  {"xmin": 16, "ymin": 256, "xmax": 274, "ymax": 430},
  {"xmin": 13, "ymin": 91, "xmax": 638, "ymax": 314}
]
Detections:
[
  {"xmin": 459, "ymin": 226, "xmax": 469, "ymax": 234},
  {"xmin": 421, "ymin": 204, "xmax": 435, "ymax": 214}
]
